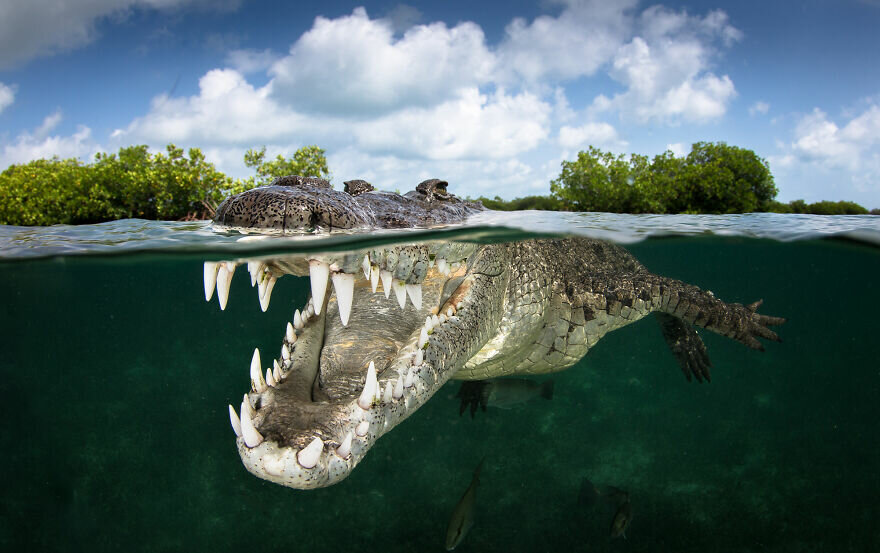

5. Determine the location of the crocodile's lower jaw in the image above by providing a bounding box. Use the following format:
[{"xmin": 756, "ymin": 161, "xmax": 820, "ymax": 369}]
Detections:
[{"xmin": 208, "ymin": 252, "xmax": 474, "ymax": 489}]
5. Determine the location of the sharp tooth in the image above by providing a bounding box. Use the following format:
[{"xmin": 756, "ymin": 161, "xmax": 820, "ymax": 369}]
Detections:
[
  {"xmin": 404, "ymin": 367, "xmax": 414, "ymax": 388},
  {"xmin": 294, "ymin": 310, "xmax": 304, "ymax": 330},
  {"xmin": 362, "ymin": 255, "xmax": 371, "ymax": 279},
  {"xmin": 240, "ymin": 402, "xmax": 263, "ymax": 447},
  {"xmin": 392, "ymin": 280, "xmax": 406, "ymax": 309},
  {"xmin": 331, "ymin": 272, "xmax": 355, "ymax": 326},
  {"xmin": 247, "ymin": 261, "xmax": 259, "ymax": 287},
  {"xmin": 204, "ymin": 262, "xmax": 219, "ymax": 301},
  {"xmin": 418, "ymin": 327, "xmax": 428, "ymax": 349},
  {"xmin": 406, "ymin": 284, "xmax": 422, "ymax": 310},
  {"xmin": 297, "ymin": 437, "xmax": 323, "ymax": 469},
  {"xmin": 266, "ymin": 368, "xmax": 276, "ymax": 387},
  {"xmin": 242, "ymin": 393, "xmax": 255, "ymax": 417},
  {"xmin": 393, "ymin": 375, "xmax": 404, "ymax": 399},
  {"xmin": 382, "ymin": 382, "xmax": 392, "ymax": 404},
  {"xmin": 309, "ymin": 260, "xmax": 330, "ymax": 315},
  {"xmin": 282, "ymin": 343, "xmax": 290, "ymax": 361},
  {"xmin": 380, "ymin": 270, "xmax": 392, "ymax": 298},
  {"xmin": 273, "ymin": 360, "xmax": 282, "ymax": 381},
  {"xmin": 356, "ymin": 420, "xmax": 369, "ymax": 437},
  {"xmin": 447, "ymin": 306, "xmax": 455, "ymax": 317},
  {"xmin": 437, "ymin": 258, "xmax": 448, "ymax": 275},
  {"xmin": 432, "ymin": 314, "xmax": 440, "ymax": 328},
  {"xmin": 286, "ymin": 322, "xmax": 295, "ymax": 342},
  {"xmin": 228, "ymin": 405, "xmax": 242, "ymax": 437},
  {"xmin": 425, "ymin": 316, "xmax": 433, "ymax": 330},
  {"xmin": 370, "ymin": 266, "xmax": 379, "ymax": 293},
  {"xmin": 250, "ymin": 348, "xmax": 267, "ymax": 393},
  {"xmin": 414, "ymin": 348, "xmax": 423, "ymax": 366},
  {"xmin": 259, "ymin": 276, "xmax": 276, "ymax": 312},
  {"xmin": 358, "ymin": 361, "xmax": 378, "ymax": 409},
  {"xmin": 336, "ymin": 432, "xmax": 353, "ymax": 459},
  {"xmin": 217, "ymin": 263, "xmax": 235, "ymax": 310},
  {"xmin": 306, "ymin": 303, "xmax": 315, "ymax": 317},
  {"xmin": 439, "ymin": 313, "xmax": 447, "ymax": 324}
]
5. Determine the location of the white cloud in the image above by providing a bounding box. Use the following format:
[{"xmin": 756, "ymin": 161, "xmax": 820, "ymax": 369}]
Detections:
[
  {"xmin": 496, "ymin": 0, "xmax": 637, "ymax": 84},
  {"xmin": 791, "ymin": 105, "xmax": 880, "ymax": 171},
  {"xmin": 666, "ymin": 142, "xmax": 686, "ymax": 157},
  {"xmin": 558, "ymin": 122, "xmax": 628, "ymax": 151},
  {"xmin": 0, "ymin": 115, "xmax": 98, "ymax": 169},
  {"xmin": 592, "ymin": 5, "xmax": 740, "ymax": 124},
  {"xmin": 0, "ymin": 0, "xmax": 241, "ymax": 69},
  {"xmin": 749, "ymin": 101, "xmax": 770, "ymax": 116},
  {"xmin": 225, "ymin": 48, "xmax": 278, "ymax": 74},
  {"xmin": 269, "ymin": 7, "xmax": 495, "ymax": 115},
  {"xmin": 0, "ymin": 82, "xmax": 14, "ymax": 114}
]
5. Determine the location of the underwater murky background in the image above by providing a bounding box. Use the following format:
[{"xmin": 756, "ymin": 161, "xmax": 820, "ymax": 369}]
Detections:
[{"xmin": 1, "ymin": 213, "xmax": 878, "ymax": 552}]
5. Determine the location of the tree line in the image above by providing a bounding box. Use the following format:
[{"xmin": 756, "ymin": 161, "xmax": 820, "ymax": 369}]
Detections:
[{"xmin": 0, "ymin": 141, "xmax": 874, "ymax": 226}]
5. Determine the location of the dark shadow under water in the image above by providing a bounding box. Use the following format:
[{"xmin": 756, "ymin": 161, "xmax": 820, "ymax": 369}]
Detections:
[{"xmin": 0, "ymin": 235, "xmax": 877, "ymax": 552}]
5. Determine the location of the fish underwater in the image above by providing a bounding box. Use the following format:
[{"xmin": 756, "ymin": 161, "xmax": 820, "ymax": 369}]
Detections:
[
  {"xmin": 457, "ymin": 378, "xmax": 554, "ymax": 418},
  {"xmin": 445, "ymin": 458, "xmax": 485, "ymax": 550},
  {"xmin": 610, "ymin": 499, "xmax": 633, "ymax": 539},
  {"xmin": 579, "ymin": 478, "xmax": 632, "ymax": 539}
]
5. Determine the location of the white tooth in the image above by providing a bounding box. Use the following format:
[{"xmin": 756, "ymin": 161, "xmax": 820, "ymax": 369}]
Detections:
[
  {"xmin": 302, "ymin": 310, "xmax": 310, "ymax": 323},
  {"xmin": 370, "ymin": 266, "xmax": 379, "ymax": 293},
  {"xmin": 294, "ymin": 310, "xmax": 304, "ymax": 330},
  {"xmin": 414, "ymin": 348, "xmax": 423, "ymax": 366},
  {"xmin": 281, "ymin": 343, "xmax": 290, "ymax": 361},
  {"xmin": 228, "ymin": 404, "xmax": 242, "ymax": 437},
  {"xmin": 266, "ymin": 368, "xmax": 276, "ymax": 387},
  {"xmin": 331, "ymin": 272, "xmax": 355, "ymax": 326},
  {"xmin": 242, "ymin": 393, "xmax": 255, "ymax": 417},
  {"xmin": 362, "ymin": 255, "xmax": 371, "ymax": 279},
  {"xmin": 404, "ymin": 367, "xmax": 414, "ymax": 388},
  {"xmin": 336, "ymin": 432, "xmax": 353, "ymax": 459},
  {"xmin": 383, "ymin": 382, "xmax": 392, "ymax": 404},
  {"xmin": 240, "ymin": 402, "xmax": 263, "ymax": 447},
  {"xmin": 380, "ymin": 270, "xmax": 392, "ymax": 299},
  {"xmin": 393, "ymin": 280, "xmax": 406, "ymax": 309},
  {"xmin": 393, "ymin": 375, "xmax": 404, "ymax": 399},
  {"xmin": 425, "ymin": 316, "xmax": 433, "ymax": 330},
  {"xmin": 273, "ymin": 360, "xmax": 282, "ymax": 380},
  {"xmin": 356, "ymin": 420, "xmax": 369, "ymax": 437},
  {"xmin": 309, "ymin": 260, "xmax": 330, "ymax": 315},
  {"xmin": 306, "ymin": 303, "xmax": 315, "ymax": 317},
  {"xmin": 439, "ymin": 313, "xmax": 447, "ymax": 324},
  {"xmin": 432, "ymin": 314, "xmax": 440, "ymax": 327},
  {"xmin": 447, "ymin": 306, "xmax": 455, "ymax": 317},
  {"xmin": 259, "ymin": 275, "xmax": 276, "ymax": 312},
  {"xmin": 247, "ymin": 261, "xmax": 259, "ymax": 287},
  {"xmin": 286, "ymin": 322, "xmax": 295, "ymax": 343},
  {"xmin": 406, "ymin": 284, "xmax": 422, "ymax": 310},
  {"xmin": 217, "ymin": 263, "xmax": 235, "ymax": 310},
  {"xmin": 250, "ymin": 348, "xmax": 267, "ymax": 393},
  {"xmin": 204, "ymin": 262, "xmax": 219, "ymax": 301},
  {"xmin": 297, "ymin": 436, "xmax": 324, "ymax": 469},
  {"xmin": 437, "ymin": 258, "xmax": 448, "ymax": 275},
  {"xmin": 358, "ymin": 361, "xmax": 378, "ymax": 409},
  {"xmin": 418, "ymin": 327, "xmax": 428, "ymax": 349}
]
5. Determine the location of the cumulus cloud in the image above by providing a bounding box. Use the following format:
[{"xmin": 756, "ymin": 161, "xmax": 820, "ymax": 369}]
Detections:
[
  {"xmin": 269, "ymin": 7, "xmax": 495, "ymax": 115},
  {"xmin": 791, "ymin": 105, "xmax": 880, "ymax": 172},
  {"xmin": 592, "ymin": 5, "xmax": 740, "ymax": 123},
  {"xmin": 0, "ymin": 82, "xmax": 14, "ymax": 114},
  {"xmin": 0, "ymin": 0, "xmax": 241, "ymax": 69},
  {"xmin": 0, "ymin": 112, "xmax": 98, "ymax": 169},
  {"xmin": 558, "ymin": 122, "xmax": 628, "ymax": 151},
  {"xmin": 496, "ymin": 0, "xmax": 637, "ymax": 84},
  {"xmin": 225, "ymin": 48, "xmax": 278, "ymax": 74},
  {"xmin": 666, "ymin": 142, "xmax": 686, "ymax": 157}
]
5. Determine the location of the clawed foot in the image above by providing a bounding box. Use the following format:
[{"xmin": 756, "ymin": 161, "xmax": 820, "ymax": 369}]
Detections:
[
  {"xmin": 457, "ymin": 381, "xmax": 490, "ymax": 418},
  {"xmin": 733, "ymin": 299, "xmax": 786, "ymax": 351}
]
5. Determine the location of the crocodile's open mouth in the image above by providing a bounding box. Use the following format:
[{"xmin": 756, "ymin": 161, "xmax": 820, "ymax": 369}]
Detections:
[{"xmin": 204, "ymin": 242, "xmax": 493, "ymax": 489}]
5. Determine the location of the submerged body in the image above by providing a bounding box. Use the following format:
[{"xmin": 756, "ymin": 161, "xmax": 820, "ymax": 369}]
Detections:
[
  {"xmin": 445, "ymin": 459, "xmax": 484, "ymax": 550},
  {"xmin": 207, "ymin": 177, "xmax": 785, "ymax": 490}
]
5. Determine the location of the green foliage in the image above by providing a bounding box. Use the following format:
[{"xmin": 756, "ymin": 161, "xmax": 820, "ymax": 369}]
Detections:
[
  {"xmin": 0, "ymin": 144, "xmax": 331, "ymax": 226},
  {"xmin": 767, "ymin": 199, "xmax": 869, "ymax": 215},
  {"xmin": 229, "ymin": 145, "xmax": 330, "ymax": 195},
  {"xmin": 474, "ymin": 195, "xmax": 566, "ymax": 211},
  {"xmin": 550, "ymin": 142, "xmax": 777, "ymax": 214}
]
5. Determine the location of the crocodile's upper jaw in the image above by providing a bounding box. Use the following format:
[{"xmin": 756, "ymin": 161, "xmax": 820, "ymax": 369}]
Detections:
[{"xmin": 213, "ymin": 247, "xmax": 504, "ymax": 489}]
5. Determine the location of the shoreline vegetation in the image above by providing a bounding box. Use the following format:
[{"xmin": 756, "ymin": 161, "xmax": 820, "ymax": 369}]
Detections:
[{"xmin": 0, "ymin": 142, "xmax": 875, "ymax": 226}]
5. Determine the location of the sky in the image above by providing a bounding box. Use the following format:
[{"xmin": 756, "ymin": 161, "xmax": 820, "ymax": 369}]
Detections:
[{"xmin": 1, "ymin": 0, "xmax": 879, "ymax": 207}]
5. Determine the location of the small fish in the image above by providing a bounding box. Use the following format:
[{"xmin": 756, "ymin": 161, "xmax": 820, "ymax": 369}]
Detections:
[
  {"xmin": 458, "ymin": 379, "xmax": 554, "ymax": 417},
  {"xmin": 610, "ymin": 499, "xmax": 632, "ymax": 539},
  {"xmin": 445, "ymin": 458, "xmax": 485, "ymax": 550}
]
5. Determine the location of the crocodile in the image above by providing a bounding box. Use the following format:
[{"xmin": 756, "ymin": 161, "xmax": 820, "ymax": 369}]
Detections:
[{"xmin": 205, "ymin": 176, "xmax": 785, "ymax": 490}]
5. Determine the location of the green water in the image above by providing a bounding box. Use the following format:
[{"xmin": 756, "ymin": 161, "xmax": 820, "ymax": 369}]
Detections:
[{"xmin": 1, "ymin": 223, "xmax": 878, "ymax": 551}]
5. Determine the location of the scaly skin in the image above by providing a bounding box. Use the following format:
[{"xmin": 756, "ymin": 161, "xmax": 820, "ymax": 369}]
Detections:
[{"xmin": 208, "ymin": 178, "xmax": 785, "ymax": 489}]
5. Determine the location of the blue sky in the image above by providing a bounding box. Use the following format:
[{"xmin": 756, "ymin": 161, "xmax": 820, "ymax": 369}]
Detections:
[{"xmin": 1, "ymin": 0, "xmax": 879, "ymax": 207}]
